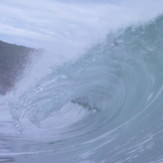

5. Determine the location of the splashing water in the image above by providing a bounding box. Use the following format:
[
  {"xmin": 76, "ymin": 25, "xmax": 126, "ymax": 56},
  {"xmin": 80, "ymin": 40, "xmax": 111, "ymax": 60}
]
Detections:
[{"xmin": 0, "ymin": 2, "xmax": 163, "ymax": 163}]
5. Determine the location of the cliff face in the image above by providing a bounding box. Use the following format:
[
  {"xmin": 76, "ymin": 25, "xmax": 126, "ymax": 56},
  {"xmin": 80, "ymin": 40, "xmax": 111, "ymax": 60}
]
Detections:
[{"xmin": 0, "ymin": 41, "xmax": 34, "ymax": 95}]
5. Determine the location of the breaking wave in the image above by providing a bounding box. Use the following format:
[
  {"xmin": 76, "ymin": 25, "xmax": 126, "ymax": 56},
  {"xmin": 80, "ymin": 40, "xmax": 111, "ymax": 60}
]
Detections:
[{"xmin": 1, "ymin": 14, "xmax": 163, "ymax": 163}]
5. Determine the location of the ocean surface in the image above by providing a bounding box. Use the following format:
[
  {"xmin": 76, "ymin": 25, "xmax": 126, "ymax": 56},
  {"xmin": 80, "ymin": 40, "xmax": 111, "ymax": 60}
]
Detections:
[{"xmin": 0, "ymin": 2, "xmax": 163, "ymax": 163}]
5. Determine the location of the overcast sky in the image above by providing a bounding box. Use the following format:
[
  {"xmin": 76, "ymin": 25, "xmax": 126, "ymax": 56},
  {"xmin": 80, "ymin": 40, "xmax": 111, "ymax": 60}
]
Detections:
[{"xmin": 0, "ymin": 0, "xmax": 163, "ymax": 48}]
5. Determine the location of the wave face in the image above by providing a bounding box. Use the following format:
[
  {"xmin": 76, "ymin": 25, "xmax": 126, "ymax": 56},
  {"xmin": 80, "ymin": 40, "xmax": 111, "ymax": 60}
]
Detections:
[{"xmin": 0, "ymin": 15, "xmax": 163, "ymax": 163}]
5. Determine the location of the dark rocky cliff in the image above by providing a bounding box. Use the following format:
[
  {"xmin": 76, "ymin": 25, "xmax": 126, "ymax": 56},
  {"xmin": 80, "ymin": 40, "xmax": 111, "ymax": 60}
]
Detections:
[{"xmin": 0, "ymin": 41, "xmax": 35, "ymax": 95}]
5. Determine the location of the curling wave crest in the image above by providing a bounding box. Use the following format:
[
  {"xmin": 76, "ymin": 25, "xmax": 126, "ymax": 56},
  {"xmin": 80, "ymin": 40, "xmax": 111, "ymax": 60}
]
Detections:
[{"xmin": 1, "ymin": 15, "xmax": 163, "ymax": 163}]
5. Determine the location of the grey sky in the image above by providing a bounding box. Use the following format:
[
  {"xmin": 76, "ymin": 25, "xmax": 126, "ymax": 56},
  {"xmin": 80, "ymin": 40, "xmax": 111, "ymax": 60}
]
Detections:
[{"xmin": 0, "ymin": 0, "xmax": 163, "ymax": 48}]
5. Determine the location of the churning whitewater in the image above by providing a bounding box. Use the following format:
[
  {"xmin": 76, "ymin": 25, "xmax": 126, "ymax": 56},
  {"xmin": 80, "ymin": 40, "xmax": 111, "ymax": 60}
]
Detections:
[{"xmin": 0, "ymin": 12, "xmax": 163, "ymax": 163}]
